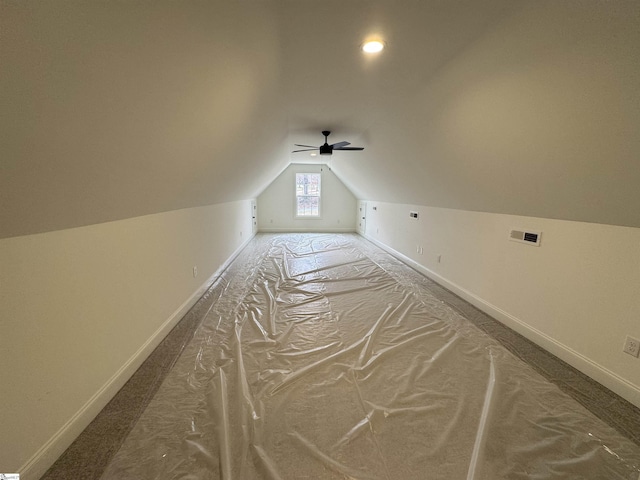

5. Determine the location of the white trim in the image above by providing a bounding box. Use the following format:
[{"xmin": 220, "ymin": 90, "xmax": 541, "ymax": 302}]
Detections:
[
  {"xmin": 259, "ymin": 228, "xmax": 356, "ymax": 233},
  {"xmin": 19, "ymin": 233, "xmax": 256, "ymax": 480},
  {"xmin": 361, "ymin": 232, "xmax": 640, "ymax": 409}
]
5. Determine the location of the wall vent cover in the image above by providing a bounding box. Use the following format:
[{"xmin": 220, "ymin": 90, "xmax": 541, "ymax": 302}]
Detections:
[{"xmin": 509, "ymin": 229, "xmax": 542, "ymax": 246}]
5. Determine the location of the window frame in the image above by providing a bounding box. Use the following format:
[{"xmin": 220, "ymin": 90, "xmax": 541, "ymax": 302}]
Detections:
[{"xmin": 294, "ymin": 172, "xmax": 322, "ymax": 219}]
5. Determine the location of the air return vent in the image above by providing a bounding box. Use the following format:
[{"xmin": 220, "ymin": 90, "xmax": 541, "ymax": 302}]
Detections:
[{"xmin": 509, "ymin": 229, "xmax": 542, "ymax": 247}]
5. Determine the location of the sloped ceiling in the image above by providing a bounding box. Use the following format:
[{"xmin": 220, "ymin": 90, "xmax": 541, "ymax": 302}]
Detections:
[
  {"xmin": 1, "ymin": 1, "xmax": 289, "ymax": 238},
  {"xmin": 280, "ymin": 0, "xmax": 517, "ymax": 143},
  {"xmin": 2, "ymin": 0, "xmax": 639, "ymax": 238},
  {"xmin": 329, "ymin": 1, "xmax": 640, "ymax": 228}
]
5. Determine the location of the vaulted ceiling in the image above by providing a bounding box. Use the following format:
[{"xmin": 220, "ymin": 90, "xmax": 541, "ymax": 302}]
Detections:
[{"xmin": 2, "ymin": 0, "xmax": 639, "ymax": 238}]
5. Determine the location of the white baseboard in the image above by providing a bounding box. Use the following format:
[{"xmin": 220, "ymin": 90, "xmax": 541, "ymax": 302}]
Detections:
[
  {"xmin": 362, "ymin": 233, "xmax": 640, "ymax": 409},
  {"xmin": 258, "ymin": 228, "xmax": 357, "ymax": 233},
  {"xmin": 19, "ymin": 233, "xmax": 256, "ymax": 480}
]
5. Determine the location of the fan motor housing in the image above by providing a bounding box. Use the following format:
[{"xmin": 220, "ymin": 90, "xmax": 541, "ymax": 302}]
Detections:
[{"xmin": 319, "ymin": 144, "xmax": 332, "ymax": 155}]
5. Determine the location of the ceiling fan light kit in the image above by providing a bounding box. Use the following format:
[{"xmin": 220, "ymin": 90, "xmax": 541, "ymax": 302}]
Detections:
[
  {"xmin": 293, "ymin": 130, "xmax": 364, "ymax": 156},
  {"xmin": 362, "ymin": 40, "xmax": 385, "ymax": 53}
]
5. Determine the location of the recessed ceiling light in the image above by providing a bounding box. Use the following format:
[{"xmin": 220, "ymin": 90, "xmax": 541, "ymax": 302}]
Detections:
[
  {"xmin": 362, "ymin": 40, "xmax": 384, "ymax": 54},
  {"xmin": 310, "ymin": 153, "xmax": 317, "ymax": 157}
]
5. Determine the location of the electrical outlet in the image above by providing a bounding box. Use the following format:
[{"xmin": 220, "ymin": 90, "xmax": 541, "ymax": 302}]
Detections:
[
  {"xmin": 437, "ymin": 254, "xmax": 442, "ymax": 264},
  {"xmin": 623, "ymin": 336, "xmax": 640, "ymax": 357},
  {"xmin": 193, "ymin": 266, "xmax": 198, "ymax": 278}
]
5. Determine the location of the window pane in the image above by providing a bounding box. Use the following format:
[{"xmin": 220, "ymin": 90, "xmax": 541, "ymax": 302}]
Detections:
[
  {"xmin": 296, "ymin": 174, "xmax": 320, "ymax": 195},
  {"xmin": 297, "ymin": 196, "xmax": 319, "ymax": 216}
]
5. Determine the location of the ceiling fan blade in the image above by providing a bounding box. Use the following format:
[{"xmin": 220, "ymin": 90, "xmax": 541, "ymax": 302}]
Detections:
[
  {"xmin": 330, "ymin": 141, "xmax": 350, "ymax": 149},
  {"xmin": 333, "ymin": 146, "xmax": 364, "ymax": 151},
  {"xmin": 294, "ymin": 144, "xmax": 319, "ymax": 148},
  {"xmin": 292, "ymin": 148, "xmax": 319, "ymax": 153}
]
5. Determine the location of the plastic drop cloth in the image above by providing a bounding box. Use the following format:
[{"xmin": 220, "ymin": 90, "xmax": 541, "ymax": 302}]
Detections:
[{"xmin": 101, "ymin": 233, "xmax": 640, "ymax": 479}]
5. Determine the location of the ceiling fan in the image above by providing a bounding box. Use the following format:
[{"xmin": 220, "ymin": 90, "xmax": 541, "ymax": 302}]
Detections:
[{"xmin": 292, "ymin": 130, "xmax": 364, "ymax": 156}]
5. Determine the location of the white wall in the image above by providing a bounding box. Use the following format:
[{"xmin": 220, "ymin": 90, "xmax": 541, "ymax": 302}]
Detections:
[
  {"xmin": 258, "ymin": 163, "xmax": 357, "ymax": 232},
  {"xmin": 361, "ymin": 201, "xmax": 640, "ymax": 408},
  {"xmin": 0, "ymin": 200, "xmax": 255, "ymax": 479}
]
